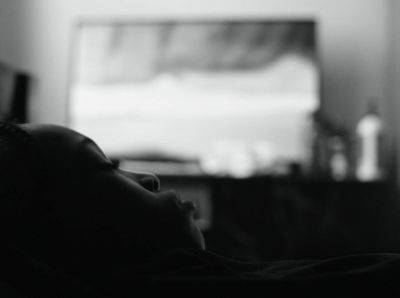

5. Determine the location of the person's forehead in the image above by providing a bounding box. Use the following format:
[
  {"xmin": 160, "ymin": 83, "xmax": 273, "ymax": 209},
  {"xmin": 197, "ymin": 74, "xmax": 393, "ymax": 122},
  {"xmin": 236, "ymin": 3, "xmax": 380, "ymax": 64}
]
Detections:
[
  {"xmin": 19, "ymin": 124, "xmax": 109, "ymax": 173},
  {"xmin": 20, "ymin": 123, "xmax": 86, "ymax": 144}
]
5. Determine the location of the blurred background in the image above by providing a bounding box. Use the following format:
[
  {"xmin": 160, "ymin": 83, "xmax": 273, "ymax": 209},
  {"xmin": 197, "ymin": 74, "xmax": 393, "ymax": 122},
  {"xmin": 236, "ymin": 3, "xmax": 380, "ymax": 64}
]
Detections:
[{"xmin": 1, "ymin": 0, "xmax": 400, "ymax": 262}]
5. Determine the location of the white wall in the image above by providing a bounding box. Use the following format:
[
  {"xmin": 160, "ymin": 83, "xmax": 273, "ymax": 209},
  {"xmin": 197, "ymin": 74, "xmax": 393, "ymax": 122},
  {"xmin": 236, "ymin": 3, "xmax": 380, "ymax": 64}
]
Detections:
[
  {"xmin": 0, "ymin": 0, "xmax": 390, "ymax": 133},
  {"xmin": 388, "ymin": 0, "xmax": 400, "ymax": 184}
]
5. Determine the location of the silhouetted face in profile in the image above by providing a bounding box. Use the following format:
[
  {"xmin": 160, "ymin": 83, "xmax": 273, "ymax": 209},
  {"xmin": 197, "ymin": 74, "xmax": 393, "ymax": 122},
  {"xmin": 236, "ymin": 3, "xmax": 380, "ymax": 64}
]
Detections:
[{"xmin": 19, "ymin": 124, "xmax": 204, "ymax": 265}]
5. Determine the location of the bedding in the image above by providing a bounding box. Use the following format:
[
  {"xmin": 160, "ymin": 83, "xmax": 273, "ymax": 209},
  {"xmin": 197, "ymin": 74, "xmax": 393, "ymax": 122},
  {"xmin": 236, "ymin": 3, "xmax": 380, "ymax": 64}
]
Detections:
[
  {"xmin": 2, "ymin": 244, "xmax": 400, "ymax": 297},
  {"xmin": 105, "ymin": 249, "xmax": 400, "ymax": 297}
]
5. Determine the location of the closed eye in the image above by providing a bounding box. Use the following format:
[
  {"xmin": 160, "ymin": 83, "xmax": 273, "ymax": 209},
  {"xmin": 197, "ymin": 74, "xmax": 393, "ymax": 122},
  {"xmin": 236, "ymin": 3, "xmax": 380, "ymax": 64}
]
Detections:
[
  {"xmin": 95, "ymin": 161, "xmax": 119, "ymax": 172},
  {"xmin": 110, "ymin": 159, "xmax": 120, "ymax": 168}
]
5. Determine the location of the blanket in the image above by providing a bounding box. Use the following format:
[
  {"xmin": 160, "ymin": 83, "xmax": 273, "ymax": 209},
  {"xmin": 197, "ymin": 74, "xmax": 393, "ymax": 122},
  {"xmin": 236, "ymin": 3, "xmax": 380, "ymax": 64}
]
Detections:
[{"xmin": 1, "ymin": 246, "xmax": 400, "ymax": 297}]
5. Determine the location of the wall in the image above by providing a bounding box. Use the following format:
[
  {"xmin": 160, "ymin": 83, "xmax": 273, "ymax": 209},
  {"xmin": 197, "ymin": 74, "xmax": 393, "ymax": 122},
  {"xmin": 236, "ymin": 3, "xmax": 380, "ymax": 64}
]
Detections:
[
  {"xmin": 388, "ymin": 0, "xmax": 400, "ymax": 185},
  {"xmin": 0, "ymin": 0, "xmax": 391, "ymax": 137}
]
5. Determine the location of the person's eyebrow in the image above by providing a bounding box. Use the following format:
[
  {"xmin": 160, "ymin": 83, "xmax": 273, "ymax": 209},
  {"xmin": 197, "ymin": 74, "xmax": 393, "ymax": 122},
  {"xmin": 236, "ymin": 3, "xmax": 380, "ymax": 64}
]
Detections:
[
  {"xmin": 76, "ymin": 137, "xmax": 118, "ymax": 169},
  {"xmin": 97, "ymin": 162, "xmax": 119, "ymax": 171},
  {"xmin": 79, "ymin": 137, "xmax": 108, "ymax": 157}
]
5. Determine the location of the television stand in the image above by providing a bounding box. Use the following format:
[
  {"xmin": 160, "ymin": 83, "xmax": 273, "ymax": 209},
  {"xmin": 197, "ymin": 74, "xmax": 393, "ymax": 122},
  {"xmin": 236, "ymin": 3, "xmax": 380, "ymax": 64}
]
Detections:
[{"xmin": 118, "ymin": 159, "xmax": 203, "ymax": 176}]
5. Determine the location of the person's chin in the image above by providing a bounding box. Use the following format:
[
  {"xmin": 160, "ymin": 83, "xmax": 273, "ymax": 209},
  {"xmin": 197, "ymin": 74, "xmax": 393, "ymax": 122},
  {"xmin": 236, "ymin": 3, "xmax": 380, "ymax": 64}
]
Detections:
[{"xmin": 188, "ymin": 221, "xmax": 206, "ymax": 250}]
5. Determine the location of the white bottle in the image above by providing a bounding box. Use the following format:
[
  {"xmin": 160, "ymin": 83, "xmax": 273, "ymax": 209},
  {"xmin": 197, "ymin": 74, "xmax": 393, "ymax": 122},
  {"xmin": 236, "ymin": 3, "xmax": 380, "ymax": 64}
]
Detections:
[
  {"xmin": 329, "ymin": 137, "xmax": 348, "ymax": 181},
  {"xmin": 355, "ymin": 102, "xmax": 383, "ymax": 181}
]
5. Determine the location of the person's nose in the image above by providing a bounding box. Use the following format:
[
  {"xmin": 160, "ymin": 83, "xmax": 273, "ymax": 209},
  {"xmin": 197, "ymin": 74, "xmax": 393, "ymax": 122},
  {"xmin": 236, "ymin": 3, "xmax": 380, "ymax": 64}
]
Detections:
[{"xmin": 120, "ymin": 169, "xmax": 161, "ymax": 192}]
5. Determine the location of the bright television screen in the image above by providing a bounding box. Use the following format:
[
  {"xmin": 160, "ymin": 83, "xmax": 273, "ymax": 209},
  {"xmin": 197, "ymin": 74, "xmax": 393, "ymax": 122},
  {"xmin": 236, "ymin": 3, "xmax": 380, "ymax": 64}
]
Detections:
[{"xmin": 68, "ymin": 19, "xmax": 319, "ymax": 176}]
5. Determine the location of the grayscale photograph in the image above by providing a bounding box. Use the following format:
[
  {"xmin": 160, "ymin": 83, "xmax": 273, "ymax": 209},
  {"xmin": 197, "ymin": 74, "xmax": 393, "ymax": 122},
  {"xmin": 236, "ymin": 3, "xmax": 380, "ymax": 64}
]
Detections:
[{"xmin": 0, "ymin": 0, "xmax": 399, "ymax": 297}]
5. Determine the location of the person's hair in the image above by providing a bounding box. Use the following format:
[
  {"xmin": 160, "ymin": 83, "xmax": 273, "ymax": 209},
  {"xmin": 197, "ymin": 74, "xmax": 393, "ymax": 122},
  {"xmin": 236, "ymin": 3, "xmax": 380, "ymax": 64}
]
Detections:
[
  {"xmin": 0, "ymin": 121, "xmax": 47, "ymax": 210},
  {"xmin": 0, "ymin": 121, "xmax": 54, "ymax": 253}
]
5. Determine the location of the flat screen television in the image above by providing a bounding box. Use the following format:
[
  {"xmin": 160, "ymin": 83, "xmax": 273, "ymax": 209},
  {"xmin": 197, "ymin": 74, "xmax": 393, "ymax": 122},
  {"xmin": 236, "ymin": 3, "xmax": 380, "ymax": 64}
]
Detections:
[{"xmin": 68, "ymin": 19, "xmax": 319, "ymax": 177}]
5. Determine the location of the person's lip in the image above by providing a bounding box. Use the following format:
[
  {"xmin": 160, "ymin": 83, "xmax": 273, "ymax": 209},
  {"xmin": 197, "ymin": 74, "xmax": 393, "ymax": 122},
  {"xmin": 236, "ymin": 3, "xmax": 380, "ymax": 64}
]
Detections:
[
  {"xmin": 177, "ymin": 199, "xmax": 197, "ymax": 212},
  {"xmin": 163, "ymin": 190, "xmax": 198, "ymax": 214}
]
